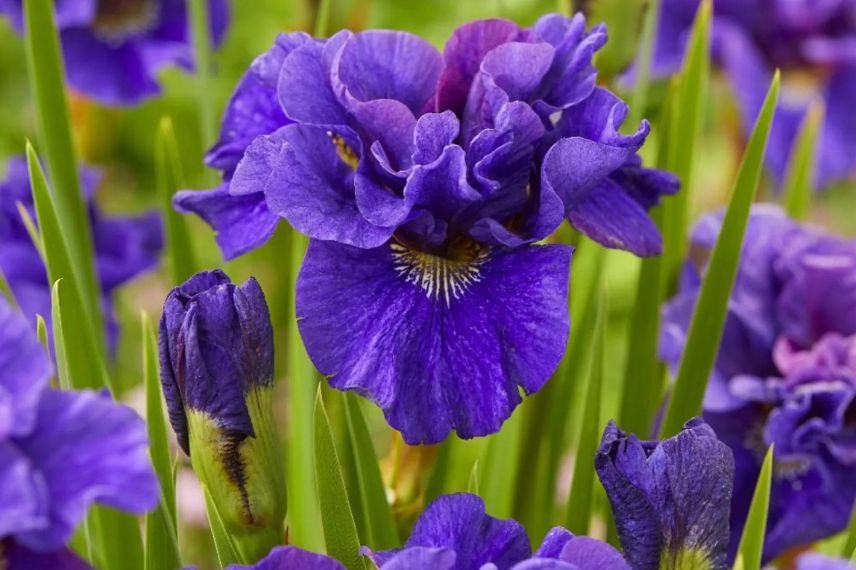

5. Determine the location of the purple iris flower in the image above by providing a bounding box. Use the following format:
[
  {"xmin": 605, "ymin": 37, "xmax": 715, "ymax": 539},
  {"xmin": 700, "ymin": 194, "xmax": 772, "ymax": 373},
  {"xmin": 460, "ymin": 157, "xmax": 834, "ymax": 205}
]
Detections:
[
  {"xmin": 177, "ymin": 14, "xmax": 677, "ymax": 444},
  {"xmin": 647, "ymin": 0, "xmax": 856, "ymax": 189},
  {"xmin": 661, "ymin": 205, "xmax": 856, "ymax": 562},
  {"xmin": 595, "ymin": 418, "xmax": 734, "ymax": 570},
  {"xmin": 0, "ymin": 296, "xmax": 159, "ymax": 570},
  {"xmin": 0, "ymin": 156, "xmax": 163, "ymax": 351},
  {"xmin": 365, "ymin": 493, "xmax": 629, "ymax": 570},
  {"xmin": 0, "ymin": 0, "xmax": 229, "ymax": 106}
]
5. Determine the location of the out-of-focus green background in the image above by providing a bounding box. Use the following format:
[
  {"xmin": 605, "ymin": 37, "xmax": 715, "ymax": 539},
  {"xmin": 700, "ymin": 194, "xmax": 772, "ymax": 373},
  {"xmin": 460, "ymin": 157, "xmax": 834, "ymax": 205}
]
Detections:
[{"xmin": 1, "ymin": 0, "xmax": 854, "ymax": 567}]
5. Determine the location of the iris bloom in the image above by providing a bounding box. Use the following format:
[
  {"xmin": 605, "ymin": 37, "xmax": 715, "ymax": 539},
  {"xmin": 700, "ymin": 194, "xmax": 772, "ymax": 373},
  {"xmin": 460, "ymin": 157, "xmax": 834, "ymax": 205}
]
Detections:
[
  {"xmin": 0, "ymin": 296, "xmax": 158, "ymax": 569},
  {"xmin": 661, "ymin": 206, "xmax": 856, "ymax": 561},
  {"xmin": 0, "ymin": 0, "xmax": 229, "ymax": 105},
  {"xmin": 648, "ymin": 0, "xmax": 856, "ymax": 189},
  {"xmin": 595, "ymin": 418, "xmax": 734, "ymax": 570},
  {"xmin": 178, "ymin": 14, "xmax": 677, "ymax": 444},
  {"xmin": 365, "ymin": 493, "xmax": 628, "ymax": 570},
  {"xmin": 160, "ymin": 270, "xmax": 286, "ymax": 562},
  {"xmin": 0, "ymin": 156, "xmax": 162, "ymax": 350}
]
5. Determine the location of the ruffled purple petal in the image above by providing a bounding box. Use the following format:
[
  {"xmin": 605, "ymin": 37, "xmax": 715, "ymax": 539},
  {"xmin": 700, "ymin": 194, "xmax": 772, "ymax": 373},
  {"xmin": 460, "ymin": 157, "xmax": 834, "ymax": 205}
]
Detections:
[
  {"xmin": 278, "ymin": 34, "xmax": 349, "ymax": 126},
  {"xmin": 296, "ymin": 240, "xmax": 571, "ymax": 444},
  {"xmin": 173, "ymin": 185, "xmax": 280, "ymax": 260},
  {"xmin": 332, "ymin": 30, "xmax": 443, "ymax": 116},
  {"xmin": 247, "ymin": 125, "xmax": 394, "ymax": 249},
  {"xmin": 437, "ymin": 18, "xmax": 525, "ymax": 115},
  {"xmin": 12, "ymin": 390, "xmax": 158, "ymax": 550}
]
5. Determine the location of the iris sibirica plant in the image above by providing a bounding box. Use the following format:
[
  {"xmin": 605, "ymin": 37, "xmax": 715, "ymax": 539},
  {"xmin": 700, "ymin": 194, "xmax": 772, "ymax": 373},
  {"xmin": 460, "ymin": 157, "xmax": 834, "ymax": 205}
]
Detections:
[
  {"xmin": 0, "ymin": 156, "xmax": 162, "ymax": 350},
  {"xmin": 176, "ymin": 13, "xmax": 679, "ymax": 445},
  {"xmin": 662, "ymin": 205, "xmax": 856, "ymax": 562},
  {"xmin": 649, "ymin": 0, "xmax": 856, "ymax": 189},
  {"xmin": 0, "ymin": 0, "xmax": 229, "ymax": 105},
  {"xmin": 0, "ymin": 295, "xmax": 158, "ymax": 569}
]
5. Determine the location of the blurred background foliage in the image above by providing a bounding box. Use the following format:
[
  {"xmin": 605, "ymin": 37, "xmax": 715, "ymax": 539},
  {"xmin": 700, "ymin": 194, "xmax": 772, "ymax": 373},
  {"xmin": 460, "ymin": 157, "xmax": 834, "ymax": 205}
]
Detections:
[{"xmin": 2, "ymin": 0, "xmax": 855, "ymax": 567}]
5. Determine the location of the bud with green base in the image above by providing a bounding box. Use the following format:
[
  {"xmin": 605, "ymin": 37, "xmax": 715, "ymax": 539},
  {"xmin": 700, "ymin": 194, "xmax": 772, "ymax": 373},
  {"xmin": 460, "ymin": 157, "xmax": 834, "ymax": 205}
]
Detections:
[{"xmin": 159, "ymin": 270, "xmax": 287, "ymax": 564}]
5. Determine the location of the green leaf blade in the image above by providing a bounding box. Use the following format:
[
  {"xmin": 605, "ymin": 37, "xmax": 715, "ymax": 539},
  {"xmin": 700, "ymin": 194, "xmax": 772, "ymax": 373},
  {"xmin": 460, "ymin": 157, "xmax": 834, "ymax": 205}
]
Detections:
[
  {"xmin": 343, "ymin": 395, "xmax": 400, "ymax": 550},
  {"xmin": 735, "ymin": 446, "xmax": 774, "ymax": 570},
  {"xmin": 565, "ymin": 289, "xmax": 606, "ymax": 535},
  {"xmin": 141, "ymin": 311, "xmax": 182, "ymax": 570},
  {"xmin": 661, "ymin": 72, "xmax": 781, "ymax": 438},
  {"xmin": 155, "ymin": 117, "xmax": 198, "ymax": 285},
  {"xmin": 661, "ymin": 0, "xmax": 712, "ymax": 291},
  {"xmin": 314, "ymin": 388, "xmax": 367, "ymax": 570},
  {"xmin": 285, "ymin": 232, "xmax": 325, "ymax": 551},
  {"xmin": 23, "ymin": 0, "xmax": 103, "ymax": 340},
  {"xmin": 783, "ymin": 100, "xmax": 823, "ymax": 220}
]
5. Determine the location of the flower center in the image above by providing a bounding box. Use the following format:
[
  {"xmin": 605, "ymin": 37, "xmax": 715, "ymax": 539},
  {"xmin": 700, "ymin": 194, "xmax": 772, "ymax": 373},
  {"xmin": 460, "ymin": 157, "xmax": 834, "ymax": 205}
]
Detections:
[
  {"xmin": 391, "ymin": 239, "xmax": 488, "ymax": 306},
  {"xmin": 93, "ymin": 0, "xmax": 158, "ymax": 42}
]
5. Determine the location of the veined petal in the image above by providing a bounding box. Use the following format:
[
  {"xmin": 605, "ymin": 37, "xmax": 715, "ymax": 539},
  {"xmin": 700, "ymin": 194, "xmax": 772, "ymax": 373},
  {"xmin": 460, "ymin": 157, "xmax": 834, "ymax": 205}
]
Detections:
[
  {"xmin": 296, "ymin": 240, "xmax": 571, "ymax": 444},
  {"xmin": 332, "ymin": 30, "xmax": 443, "ymax": 116},
  {"xmin": 437, "ymin": 18, "xmax": 525, "ymax": 115},
  {"xmin": 542, "ymin": 138, "xmax": 630, "ymax": 206},
  {"xmin": 174, "ymin": 185, "xmax": 279, "ymax": 261},
  {"xmin": 13, "ymin": 390, "xmax": 158, "ymax": 550},
  {"xmin": 566, "ymin": 178, "xmax": 664, "ymax": 257},
  {"xmin": 248, "ymin": 125, "xmax": 395, "ymax": 249}
]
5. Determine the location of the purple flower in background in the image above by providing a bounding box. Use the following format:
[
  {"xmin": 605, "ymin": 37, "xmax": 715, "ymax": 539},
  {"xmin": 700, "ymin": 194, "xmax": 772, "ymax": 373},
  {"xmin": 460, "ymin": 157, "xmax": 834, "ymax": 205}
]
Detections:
[
  {"xmin": 647, "ymin": 0, "xmax": 856, "ymax": 189},
  {"xmin": 595, "ymin": 418, "xmax": 734, "ymax": 570},
  {"xmin": 0, "ymin": 296, "xmax": 158, "ymax": 569},
  {"xmin": 177, "ymin": 13, "xmax": 677, "ymax": 444},
  {"xmin": 0, "ymin": 0, "xmax": 229, "ymax": 105},
  {"xmin": 218, "ymin": 545, "xmax": 344, "ymax": 570},
  {"xmin": 366, "ymin": 493, "xmax": 628, "ymax": 570},
  {"xmin": 159, "ymin": 270, "xmax": 286, "ymax": 561},
  {"xmin": 797, "ymin": 553, "xmax": 856, "ymax": 570},
  {"xmin": 0, "ymin": 156, "xmax": 163, "ymax": 351},
  {"xmin": 661, "ymin": 205, "xmax": 856, "ymax": 562}
]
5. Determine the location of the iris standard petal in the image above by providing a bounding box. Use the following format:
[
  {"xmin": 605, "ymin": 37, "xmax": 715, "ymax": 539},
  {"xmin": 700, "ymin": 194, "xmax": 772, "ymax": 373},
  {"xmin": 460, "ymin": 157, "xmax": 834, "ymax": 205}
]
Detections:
[
  {"xmin": 380, "ymin": 547, "xmax": 457, "ymax": 570},
  {"xmin": 541, "ymin": 137, "xmax": 631, "ymax": 207},
  {"xmin": 332, "ymin": 30, "xmax": 443, "ymax": 116},
  {"xmin": 437, "ymin": 18, "xmax": 525, "ymax": 115},
  {"xmin": 13, "ymin": 390, "xmax": 158, "ymax": 550},
  {"xmin": 296, "ymin": 240, "xmax": 571, "ymax": 444}
]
